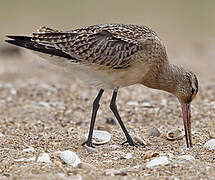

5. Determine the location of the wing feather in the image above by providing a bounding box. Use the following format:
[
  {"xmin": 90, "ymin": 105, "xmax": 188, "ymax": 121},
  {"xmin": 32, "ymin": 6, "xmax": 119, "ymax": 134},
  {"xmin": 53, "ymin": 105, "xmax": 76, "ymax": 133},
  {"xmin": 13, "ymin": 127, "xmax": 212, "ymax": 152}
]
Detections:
[{"xmin": 8, "ymin": 24, "xmax": 160, "ymax": 69}]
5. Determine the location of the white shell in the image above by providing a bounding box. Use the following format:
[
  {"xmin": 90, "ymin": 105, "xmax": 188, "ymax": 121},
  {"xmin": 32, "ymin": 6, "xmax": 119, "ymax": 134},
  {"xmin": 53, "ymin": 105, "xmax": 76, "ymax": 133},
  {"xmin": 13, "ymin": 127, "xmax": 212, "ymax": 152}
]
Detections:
[
  {"xmin": 85, "ymin": 130, "xmax": 111, "ymax": 145},
  {"xmin": 204, "ymin": 139, "xmax": 215, "ymax": 150},
  {"xmin": 56, "ymin": 150, "xmax": 81, "ymax": 167},
  {"xmin": 0, "ymin": 132, "xmax": 4, "ymax": 137},
  {"xmin": 146, "ymin": 156, "xmax": 169, "ymax": 168},
  {"xmin": 166, "ymin": 129, "xmax": 184, "ymax": 140},
  {"xmin": 37, "ymin": 153, "xmax": 51, "ymax": 163},
  {"xmin": 14, "ymin": 153, "xmax": 51, "ymax": 163},
  {"xmin": 178, "ymin": 155, "xmax": 195, "ymax": 161}
]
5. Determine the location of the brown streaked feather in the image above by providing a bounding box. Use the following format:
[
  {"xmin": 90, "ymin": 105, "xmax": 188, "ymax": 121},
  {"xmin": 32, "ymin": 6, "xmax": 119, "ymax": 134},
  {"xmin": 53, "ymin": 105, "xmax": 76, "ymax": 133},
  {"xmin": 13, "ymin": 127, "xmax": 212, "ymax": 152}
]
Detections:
[
  {"xmin": 37, "ymin": 26, "xmax": 62, "ymax": 33},
  {"xmin": 31, "ymin": 24, "xmax": 161, "ymax": 69}
]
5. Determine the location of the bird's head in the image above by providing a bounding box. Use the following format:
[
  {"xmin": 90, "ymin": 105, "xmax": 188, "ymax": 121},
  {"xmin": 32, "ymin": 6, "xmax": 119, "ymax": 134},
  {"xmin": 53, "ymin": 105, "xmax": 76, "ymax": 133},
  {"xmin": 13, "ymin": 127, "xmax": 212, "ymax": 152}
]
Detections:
[
  {"xmin": 174, "ymin": 70, "xmax": 198, "ymax": 148},
  {"xmin": 175, "ymin": 71, "xmax": 198, "ymax": 104}
]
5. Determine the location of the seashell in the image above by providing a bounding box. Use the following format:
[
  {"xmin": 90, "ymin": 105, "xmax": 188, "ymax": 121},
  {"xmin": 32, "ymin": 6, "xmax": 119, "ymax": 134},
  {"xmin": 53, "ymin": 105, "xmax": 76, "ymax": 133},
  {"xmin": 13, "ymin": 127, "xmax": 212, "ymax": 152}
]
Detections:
[
  {"xmin": 146, "ymin": 156, "xmax": 169, "ymax": 168},
  {"xmin": 166, "ymin": 129, "xmax": 184, "ymax": 140},
  {"xmin": 36, "ymin": 153, "xmax": 51, "ymax": 163},
  {"xmin": 204, "ymin": 139, "xmax": 215, "ymax": 150},
  {"xmin": 55, "ymin": 150, "xmax": 81, "ymax": 167},
  {"xmin": 84, "ymin": 130, "xmax": 111, "ymax": 145},
  {"xmin": 0, "ymin": 132, "xmax": 4, "ymax": 137}
]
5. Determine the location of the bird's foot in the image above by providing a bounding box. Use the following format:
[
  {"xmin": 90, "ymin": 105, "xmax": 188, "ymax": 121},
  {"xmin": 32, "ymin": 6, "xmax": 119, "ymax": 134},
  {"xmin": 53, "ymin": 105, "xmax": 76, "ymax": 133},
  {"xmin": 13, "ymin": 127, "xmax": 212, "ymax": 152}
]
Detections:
[
  {"xmin": 82, "ymin": 140, "xmax": 95, "ymax": 148},
  {"xmin": 121, "ymin": 139, "xmax": 139, "ymax": 147}
]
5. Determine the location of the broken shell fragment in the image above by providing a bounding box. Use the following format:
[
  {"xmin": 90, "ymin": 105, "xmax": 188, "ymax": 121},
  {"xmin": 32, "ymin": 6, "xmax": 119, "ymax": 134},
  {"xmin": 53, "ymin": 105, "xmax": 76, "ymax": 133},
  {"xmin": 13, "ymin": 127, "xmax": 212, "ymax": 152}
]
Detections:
[
  {"xmin": 84, "ymin": 130, "xmax": 111, "ymax": 145},
  {"xmin": 166, "ymin": 129, "xmax": 184, "ymax": 141},
  {"xmin": 133, "ymin": 136, "xmax": 146, "ymax": 146}
]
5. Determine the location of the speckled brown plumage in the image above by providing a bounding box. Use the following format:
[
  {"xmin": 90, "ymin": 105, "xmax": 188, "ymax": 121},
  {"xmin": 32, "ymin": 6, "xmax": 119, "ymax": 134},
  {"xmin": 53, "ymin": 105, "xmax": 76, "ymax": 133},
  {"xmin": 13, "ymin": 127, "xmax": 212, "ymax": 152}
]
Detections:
[
  {"xmin": 6, "ymin": 24, "xmax": 198, "ymax": 148},
  {"xmin": 31, "ymin": 24, "xmax": 165, "ymax": 69}
]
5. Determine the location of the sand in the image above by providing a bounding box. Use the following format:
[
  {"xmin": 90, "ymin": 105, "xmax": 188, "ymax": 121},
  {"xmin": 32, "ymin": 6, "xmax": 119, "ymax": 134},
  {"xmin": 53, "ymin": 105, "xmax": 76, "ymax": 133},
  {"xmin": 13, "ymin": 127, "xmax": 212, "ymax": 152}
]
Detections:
[{"xmin": 0, "ymin": 46, "xmax": 215, "ymax": 180}]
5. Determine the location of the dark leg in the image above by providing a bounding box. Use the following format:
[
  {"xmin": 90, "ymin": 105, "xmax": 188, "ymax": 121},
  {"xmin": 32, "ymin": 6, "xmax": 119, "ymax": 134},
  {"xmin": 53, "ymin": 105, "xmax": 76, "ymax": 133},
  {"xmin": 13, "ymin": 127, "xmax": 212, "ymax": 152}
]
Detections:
[
  {"xmin": 109, "ymin": 88, "xmax": 138, "ymax": 147},
  {"xmin": 82, "ymin": 89, "xmax": 104, "ymax": 147}
]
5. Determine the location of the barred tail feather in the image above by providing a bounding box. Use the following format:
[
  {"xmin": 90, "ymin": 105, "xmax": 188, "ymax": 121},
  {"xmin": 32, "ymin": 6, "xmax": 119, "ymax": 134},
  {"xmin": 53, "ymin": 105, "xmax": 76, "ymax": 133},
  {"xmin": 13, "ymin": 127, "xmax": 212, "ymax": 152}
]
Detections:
[{"xmin": 5, "ymin": 36, "xmax": 72, "ymax": 59}]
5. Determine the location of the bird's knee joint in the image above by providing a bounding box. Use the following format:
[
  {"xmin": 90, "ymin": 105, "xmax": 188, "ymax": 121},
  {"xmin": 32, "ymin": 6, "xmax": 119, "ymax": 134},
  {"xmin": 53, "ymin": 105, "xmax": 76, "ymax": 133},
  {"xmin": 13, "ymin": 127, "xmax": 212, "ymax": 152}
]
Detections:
[
  {"xmin": 93, "ymin": 101, "xmax": 100, "ymax": 110},
  {"xmin": 110, "ymin": 102, "xmax": 117, "ymax": 111}
]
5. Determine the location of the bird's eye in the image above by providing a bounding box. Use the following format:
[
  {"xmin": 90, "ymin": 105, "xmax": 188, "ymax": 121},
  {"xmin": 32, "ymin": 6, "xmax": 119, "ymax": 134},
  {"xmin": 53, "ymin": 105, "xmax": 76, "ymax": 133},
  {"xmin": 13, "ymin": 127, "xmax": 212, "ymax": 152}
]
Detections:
[{"xmin": 191, "ymin": 88, "xmax": 195, "ymax": 94}]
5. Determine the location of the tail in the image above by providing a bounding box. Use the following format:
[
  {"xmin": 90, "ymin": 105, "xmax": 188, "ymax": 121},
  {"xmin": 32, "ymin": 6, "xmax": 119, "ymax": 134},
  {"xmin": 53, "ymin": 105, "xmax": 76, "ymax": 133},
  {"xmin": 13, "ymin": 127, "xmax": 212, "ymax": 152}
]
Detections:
[{"xmin": 5, "ymin": 36, "xmax": 72, "ymax": 59}]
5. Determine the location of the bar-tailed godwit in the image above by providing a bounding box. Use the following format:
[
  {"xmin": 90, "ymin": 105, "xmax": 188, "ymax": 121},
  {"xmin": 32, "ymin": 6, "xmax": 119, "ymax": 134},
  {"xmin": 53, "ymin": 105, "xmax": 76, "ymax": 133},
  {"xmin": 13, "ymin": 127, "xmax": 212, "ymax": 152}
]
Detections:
[{"xmin": 6, "ymin": 24, "xmax": 198, "ymax": 148}]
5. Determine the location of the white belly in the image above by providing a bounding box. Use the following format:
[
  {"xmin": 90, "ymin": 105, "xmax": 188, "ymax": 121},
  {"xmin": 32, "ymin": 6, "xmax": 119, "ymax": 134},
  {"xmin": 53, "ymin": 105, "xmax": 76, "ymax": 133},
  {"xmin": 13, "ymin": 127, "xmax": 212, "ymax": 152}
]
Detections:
[{"xmin": 32, "ymin": 51, "xmax": 150, "ymax": 89}]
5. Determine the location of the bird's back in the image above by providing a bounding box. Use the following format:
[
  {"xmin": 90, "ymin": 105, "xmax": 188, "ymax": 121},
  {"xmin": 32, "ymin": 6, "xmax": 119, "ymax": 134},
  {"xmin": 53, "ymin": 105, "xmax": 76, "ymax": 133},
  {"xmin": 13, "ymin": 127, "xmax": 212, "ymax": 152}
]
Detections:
[{"xmin": 6, "ymin": 24, "xmax": 168, "ymax": 89}]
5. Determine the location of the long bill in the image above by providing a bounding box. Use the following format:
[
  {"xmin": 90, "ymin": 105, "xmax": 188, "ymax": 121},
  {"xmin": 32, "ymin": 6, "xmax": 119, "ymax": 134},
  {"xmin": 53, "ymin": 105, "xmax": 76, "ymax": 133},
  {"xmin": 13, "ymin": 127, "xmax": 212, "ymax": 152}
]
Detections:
[{"xmin": 181, "ymin": 103, "xmax": 192, "ymax": 148}]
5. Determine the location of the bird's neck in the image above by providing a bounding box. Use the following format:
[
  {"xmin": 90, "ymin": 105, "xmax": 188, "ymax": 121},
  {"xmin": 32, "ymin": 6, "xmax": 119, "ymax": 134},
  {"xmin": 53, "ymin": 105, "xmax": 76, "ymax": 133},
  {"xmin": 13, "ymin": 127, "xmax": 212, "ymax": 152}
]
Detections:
[{"xmin": 142, "ymin": 63, "xmax": 182, "ymax": 94}]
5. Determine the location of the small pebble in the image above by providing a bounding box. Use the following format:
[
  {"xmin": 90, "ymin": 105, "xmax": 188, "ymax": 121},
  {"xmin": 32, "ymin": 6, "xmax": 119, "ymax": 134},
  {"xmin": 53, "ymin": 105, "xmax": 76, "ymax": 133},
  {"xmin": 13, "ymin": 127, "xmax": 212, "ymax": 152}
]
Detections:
[
  {"xmin": 22, "ymin": 146, "xmax": 36, "ymax": 153},
  {"xmin": 105, "ymin": 169, "xmax": 127, "ymax": 176},
  {"xmin": 142, "ymin": 102, "xmax": 154, "ymax": 108},
  {"xmin": 105, "ymin": 117, "xmax": 117, "ymax": 125},
  {"xmin": 107, "ymin": 145, "xmax": 120, "ymax": 149},
  {"xmin": 168, "ymin": 153, "xmax": 174, "ymax": 159},
  {"xmin": 10, "ymin": 88, "xmax": 17, "ymax": 95},
  {"xmin": 121, "ymin": 153, "xmax": 132, "ymax": 159},
  {"xmin": 204, "ymin": 139, "xmax": 215, "ymax": 150},
  {"xmin": 78, "ymin": 162, "xmax": 96, "ymax": 171},
  {"xmin": 103, "ymin": 160, "xmax": 113, "ymax": 163},
  {"xmin": 148, "ymin": 127, "xmax": 161, "ymax": 137},
  {"xmin": 85, "ymin": 146, "xmax": 99, "ymax": 153},
  {"xmin": 37, "ymin": 153, "xmax": 51, "ymax": 163},
  {"xmin": 97, "ymin": 109, "xmax": 102, "ymax": 115},
  {"xmin": 127, "ymin": 101, "xmax": 139, "ymax": 106},
  {"xmin": 38, "ymin": 101, "xmax": 50, "ymax": 108},
  {"xmin": 178, "ymin": 155, "xmax": 195, "ymax": 161},
  {"xmin": 112, "ymin": 157, "xmax": 119, "ymax": 160},
  {"xmin": 14, "ymin": 153, "xmax": 51, "ymax": 163}
]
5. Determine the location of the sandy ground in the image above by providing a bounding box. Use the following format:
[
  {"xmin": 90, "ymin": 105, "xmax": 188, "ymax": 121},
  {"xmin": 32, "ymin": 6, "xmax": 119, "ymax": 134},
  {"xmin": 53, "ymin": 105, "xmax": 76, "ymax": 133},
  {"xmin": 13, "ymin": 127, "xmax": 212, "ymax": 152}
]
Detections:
[{"xmin": 0, "ymin": 44, "xmax": 215, "ymax": 180}]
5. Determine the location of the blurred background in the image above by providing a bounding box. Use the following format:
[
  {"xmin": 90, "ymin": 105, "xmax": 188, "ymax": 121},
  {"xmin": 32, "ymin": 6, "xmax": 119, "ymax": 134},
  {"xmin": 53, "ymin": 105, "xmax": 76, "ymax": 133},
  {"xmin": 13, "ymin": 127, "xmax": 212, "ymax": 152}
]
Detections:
[{"xmin": 0, "ymin": 0, "xmax": 215, "ymax": 82}]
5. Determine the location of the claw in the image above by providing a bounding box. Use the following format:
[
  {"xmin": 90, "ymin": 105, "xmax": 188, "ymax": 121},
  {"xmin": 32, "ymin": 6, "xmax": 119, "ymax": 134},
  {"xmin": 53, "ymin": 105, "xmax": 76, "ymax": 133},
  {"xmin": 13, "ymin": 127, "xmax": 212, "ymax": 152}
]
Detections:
[
  {"xmin": 82, "ymin": 141, "xmax": 95, "ymax": 148},
  {"xmin": 121, "ymin": 140, "xmax": 139, "ymax": 147}
]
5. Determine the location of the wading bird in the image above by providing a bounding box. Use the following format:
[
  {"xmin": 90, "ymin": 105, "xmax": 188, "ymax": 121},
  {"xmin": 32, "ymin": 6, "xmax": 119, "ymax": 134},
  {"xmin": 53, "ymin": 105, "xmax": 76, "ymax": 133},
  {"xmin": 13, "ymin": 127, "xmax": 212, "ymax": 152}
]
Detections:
[{"xmin": 6, "ymin": 24, "xmax": 198, "ymax": 148}]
